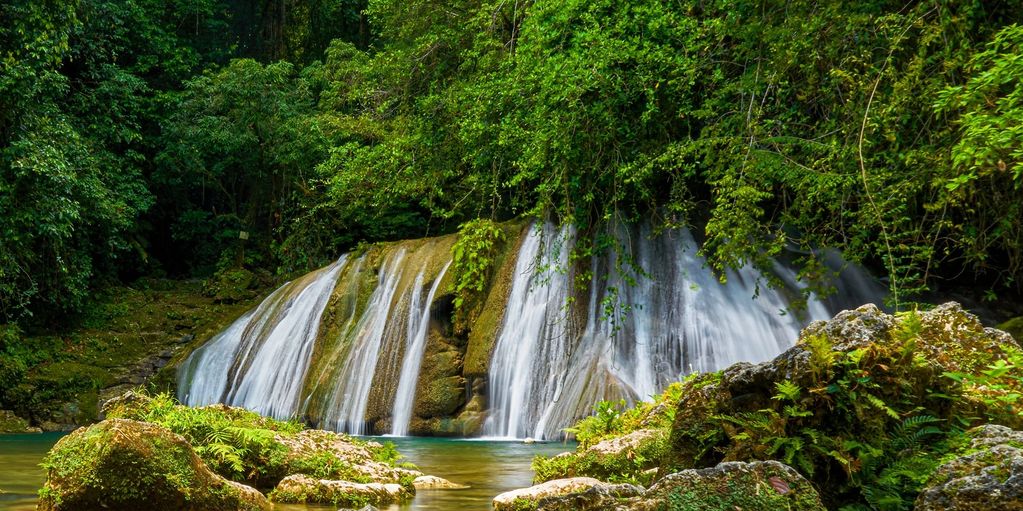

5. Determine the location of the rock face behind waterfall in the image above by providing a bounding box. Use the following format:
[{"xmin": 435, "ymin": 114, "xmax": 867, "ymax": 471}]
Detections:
[{"xmin": 515, "ymin": 302, "xmax": 1022, "ymax": 510}]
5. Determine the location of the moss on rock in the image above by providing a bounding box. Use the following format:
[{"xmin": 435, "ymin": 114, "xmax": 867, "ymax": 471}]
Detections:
[
  {"xmin": 641, "ymin": 461, "xmax": 826, "ymax": 511},
  {"xmin": 37, "ymin": 418, "xmax": 270, "ymax": 511},
  {"xmin": 269, "ymin": 474, "xmax": 413, "ymax": 507},
  {"xmin": 0, "ymin": 409, "xmax": 39, "ymax": 433}
]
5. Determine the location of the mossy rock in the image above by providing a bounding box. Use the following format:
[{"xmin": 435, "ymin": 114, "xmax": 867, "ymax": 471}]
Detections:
[
  {"xmin": 643, "ymin": 461, "xmax": 825, "ymax": 511},
  {"xmin": 533, "ymin": 429, "xmax": 668, "ymax": 485},
  {"xmin": 270, "ymin": 474, "xmax": 413, "ymax": 507},
  {"xmin": 206, "ymin": 268, "xmax": 259, "ymax": 304},
  {"xmin": 0, "ymin": 409, "xmax": 38, "ymax": 433},
  {"xmin": 37, "ymin": 418, "xmax": 270, "ymax": 511}
]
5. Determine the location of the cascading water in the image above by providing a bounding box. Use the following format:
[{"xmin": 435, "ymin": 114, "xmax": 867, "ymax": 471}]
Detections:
[
  {"xmin": 391, "ymin": 261, "xmax": 452, "ymax": 435},
  {"xmin": 179, "ymin": 219, "xmax": 883, "ymax": 440},
  {"xmin": 482, "ymin": 222, "xmax": 576, "ymax": 440},
  {"xmin": 177, "ymin": 256, "xmax": 346, "ymax": 418},
  {"xmin": 483, "ymin": 222, "xmax": 884, "ymax": 440},
  {"xmin": 318, "ymin": 250, "xmax": 408, "ymax": 434}
]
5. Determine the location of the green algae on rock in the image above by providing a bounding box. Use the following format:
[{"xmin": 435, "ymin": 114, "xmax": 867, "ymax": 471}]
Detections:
[{"xmin": 37, "ymin": 418, "xmax": 270, "ymax": 511}]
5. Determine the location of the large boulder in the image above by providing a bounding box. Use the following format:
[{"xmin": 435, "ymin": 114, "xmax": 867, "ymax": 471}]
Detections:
[
  {"xmin": 665, "ymin": 302, "xmax": 1021, "ymax": 474},
  {"xmin": 37, "ymin": 419, "xmax": 270, "ymax": 511},
  {"xmin": 915, "ymin": 425, "xmax": 1023, "ymax": 511},
  {"xmin": 270, "ymin": 474, "xmax": 412, "ymax": 507}
]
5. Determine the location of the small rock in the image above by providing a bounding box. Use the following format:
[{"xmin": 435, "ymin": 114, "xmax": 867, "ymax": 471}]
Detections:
[
  {"xmin": 412, "ymin": 475, "xmax": 468, "ymax": 490},
  {"xmin": 177, "ymin": 333, "xmax": 196, "ymax": 344},
  {"xmin": 271, "ymin": 474, "xmax": 412, "ymax": 507},
  {"xmin": 0, "ymin": 410, "xmax": 38, "ymax": 434},
  {"xmin": 493, "ymin": 477, "xmax": 608, "ymax": 511}
]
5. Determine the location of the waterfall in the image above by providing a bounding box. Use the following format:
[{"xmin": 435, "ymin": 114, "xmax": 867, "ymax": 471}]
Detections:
[
  {"xmin": 484, "ymin": 222, "xmax": 882, "ymax": 440},
  {"xmin": 482, "ymin": 223, "xmax": 576, "ymax": 439},
  {"xmin": 318, "ymin": 250, "xmax": 408, "ymax": 434},
  {"xmin": 177, "ymin": 256, "xmax": 346, "ymax": 418},
  {"xmin": 178, "ymin": 219, "xmax": 883, "ymax": 440},
  {"xmin": 391, "ymin": 260, "xmax": 452, "ymax": 435}
]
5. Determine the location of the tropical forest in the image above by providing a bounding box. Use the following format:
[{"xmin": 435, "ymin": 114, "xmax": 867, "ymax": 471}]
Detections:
[{"xmin": 1, "ymin": 0, "xmax": 1023, "ymax": 510}]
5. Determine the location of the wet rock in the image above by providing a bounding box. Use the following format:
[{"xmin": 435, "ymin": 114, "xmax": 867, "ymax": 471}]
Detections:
[
  {"xmin": 492, "ymin": 477, "xmax": 610, "ymax": 511},
  {"xmin": 37, "ymin": 418, "xmax": 270, "ymax": 511},
  {"xmin": 636, "ymin": 461, "xmax": 825, "ymax": 511},
  {"xmin": 916, "ymin": 425, "xmax": 1023, "ymax": 511},
  {"xmin": 270, "ymin": 474, "xmax": 412, "ymax": 507},
  {"xmin": 412, "ymin": 475, "xmax": 468, "ymax": 490}
]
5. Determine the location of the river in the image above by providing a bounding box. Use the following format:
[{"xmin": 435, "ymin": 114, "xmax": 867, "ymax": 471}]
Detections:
[{"xmin": 0, "ymin": 433, "xmax": 571, "ymax": 510}]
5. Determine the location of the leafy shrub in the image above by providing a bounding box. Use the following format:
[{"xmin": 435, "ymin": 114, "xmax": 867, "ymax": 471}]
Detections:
[{"xmin": 450, "ymin": 219, "xmax": 505, "ymax": 324}]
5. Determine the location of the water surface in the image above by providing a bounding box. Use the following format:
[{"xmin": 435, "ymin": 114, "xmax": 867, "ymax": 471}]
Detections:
[{"xmin": 0, "ymin": 434, "xmax": 571, "ymax": 511}]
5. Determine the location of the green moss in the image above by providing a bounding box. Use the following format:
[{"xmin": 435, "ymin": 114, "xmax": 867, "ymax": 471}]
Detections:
[
  {"xmin": 463, "ymin": 220, "xmax": 529, "ymax": 378},
  {"xmin": 660, "ymin": 465, "xmax": 825, "ymax": 511},
  {"xmin": 3, "ymin": 278, "xmax": 267, "ymax": 426},
  {"xmin": 38, "ymin": 419, "xmax": 266, "ymax": 511},
  {"xmin": 510, "ymin": 497, "xmax": 539, "ymax": 511}
]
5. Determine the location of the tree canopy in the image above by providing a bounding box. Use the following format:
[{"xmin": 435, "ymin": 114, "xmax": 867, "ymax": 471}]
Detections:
[{"xmin": 2, "ymin": 0, "xmax": 1022, "ymax": 321}]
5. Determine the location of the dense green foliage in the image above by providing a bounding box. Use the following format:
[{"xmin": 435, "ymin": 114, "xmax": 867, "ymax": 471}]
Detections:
[{"xmin": 2, "ymin": 0, "xmax": 1023, "ymax": 323}]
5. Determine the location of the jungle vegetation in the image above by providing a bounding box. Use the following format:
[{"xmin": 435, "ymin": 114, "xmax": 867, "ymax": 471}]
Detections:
[{"xmin": 2, "ymin": 0, "xmax": 1022, "ymax": 326}]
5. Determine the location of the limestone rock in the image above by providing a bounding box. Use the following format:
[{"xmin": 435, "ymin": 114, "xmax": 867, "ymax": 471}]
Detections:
[
  {"xmin": 412, "ymin": 475, "xmax": 468, "ymax": 490},
  {"xmin": 637, "ymin": 461, "xmax": 826, "ymax": 511},
  {"xmin": 270, "ymin": 474, "xmax": 412, "ymax": 507},
  {"xmin": 492, "ymin": 477, "xmax": 610, "ymax": 511},
  {"xmin": 997, "ymin": 316, "xmax": 1023, "ymax": 343},
  {"xmin": 37, "ymin": 418, "xmax": 270, "ymax": 511},
  {"xmin": 274, "ymin": 429, "xmax": 422, "ymax": 485},
  {"xmin": 586, "ymin": 428, "xmax": 661, "ymax": 457},
  {"xmin": 916, "ymin": 425, "xmax": 1023, "ymax": 511},
  {"xmin": 527, "ymin": 481, "xmax": 645, "ymax": 511}
]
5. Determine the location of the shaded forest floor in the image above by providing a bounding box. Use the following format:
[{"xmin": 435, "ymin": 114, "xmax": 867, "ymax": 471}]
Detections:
[{"xmin": 1, "ymin": 271, "xmax": 275, "ymax": 431}]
